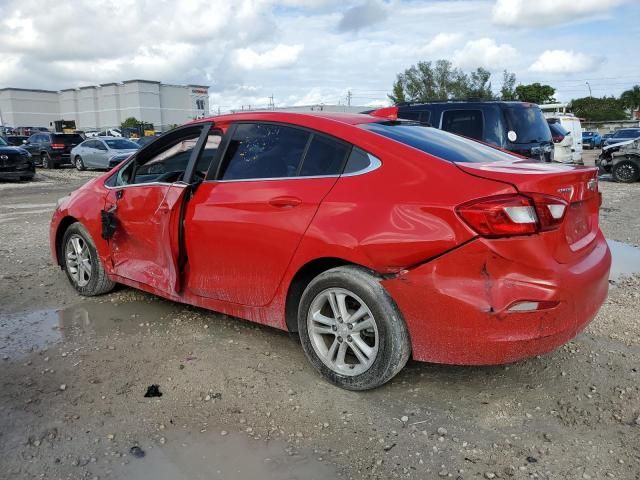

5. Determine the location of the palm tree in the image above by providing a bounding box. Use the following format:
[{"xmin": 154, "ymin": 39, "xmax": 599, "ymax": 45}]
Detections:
[{"xmin": 620, "ymin": 85, "xmax": 640, "ymax": 116}]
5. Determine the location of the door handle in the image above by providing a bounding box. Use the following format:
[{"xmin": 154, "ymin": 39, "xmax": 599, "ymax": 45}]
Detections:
[{"xmin": 268, "ymin": 196, "xmax": 302, "ymax": 208}]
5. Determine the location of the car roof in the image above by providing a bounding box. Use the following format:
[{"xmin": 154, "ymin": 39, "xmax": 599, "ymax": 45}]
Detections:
[{"xmin": 193, "ymin": 111, "xmax": 381, "ymax": 128}]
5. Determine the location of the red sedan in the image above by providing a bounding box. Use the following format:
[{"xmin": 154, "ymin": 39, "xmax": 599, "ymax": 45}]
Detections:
[{"xmin": 50, "ymin": 110, "xmax": 611, "ymax": 390}]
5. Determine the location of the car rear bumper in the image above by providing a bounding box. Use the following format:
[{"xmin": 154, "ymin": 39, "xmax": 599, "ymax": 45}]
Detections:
[{"xmin": 382, "ymin": 232, "xmax": 611, "ymax": 365}]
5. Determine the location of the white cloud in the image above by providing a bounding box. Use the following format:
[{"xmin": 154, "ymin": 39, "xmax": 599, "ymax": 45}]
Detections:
[
  {"xmin": 233, "ymin": 44, "xmax": 304, "ymax": 70},
  {"xmin": 337, "ymin": 0, "xmax": 387, "ymax": 32},
  {"xmin": 419, "ymin": 33, "xmax": 463, "ymax": 55},
  {"xmin": 492, "ymin": 0, "xmax": 629, "ymax": 27},
  {"xmin": 529, "ymin": 50, "xmax": 602, "ymax": 73},
  {"xmin": 453, "ymin": 38, "xmax": 517, "ymax": 70}
]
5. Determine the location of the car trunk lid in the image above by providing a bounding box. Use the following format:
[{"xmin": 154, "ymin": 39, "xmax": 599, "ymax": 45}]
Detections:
[{"xmin": 456, "ymin": 160, "xmax": 600, "ymax": 263}]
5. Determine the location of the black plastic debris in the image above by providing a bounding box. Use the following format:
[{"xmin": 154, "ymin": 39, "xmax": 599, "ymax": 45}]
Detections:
[
  {"xmin": 129, "ymin": 446, "xmax": 145, "ymax": 458},
  {"xmin": 526, "ymin": 456, "xmax": 538, "ymax": 463},
  {"xmin": 144, "ymin": 384, "xmax": 162, "ymax": 398}
]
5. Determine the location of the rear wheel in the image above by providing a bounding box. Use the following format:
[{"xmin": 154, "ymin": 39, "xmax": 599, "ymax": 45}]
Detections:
[
  {"xmin": 612, "ymin": 159, "xmax": 640, "ymax": 183},
  {"xmin": 74, "ymin": 156, "xmax": 85, "ymax": 171},
  {"xmin": 298, "ymin": 266, "xmax": 410, "ymax": 390},
  {"xmin": 62, "ymin": 222, "xmax": 115, "ymax": 296},
  {"xmin": 41, "ymin": 152, "xmax": 55, "ymax": 169}
]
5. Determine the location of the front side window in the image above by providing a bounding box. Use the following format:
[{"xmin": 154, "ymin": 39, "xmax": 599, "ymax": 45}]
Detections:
[
  {"xmin": 441, "ymin": 109, "xmax": 484, "ymax": 140},
  {"xmin": 219, "ymin": 123, "xmax": 310, "ymax": 180}
]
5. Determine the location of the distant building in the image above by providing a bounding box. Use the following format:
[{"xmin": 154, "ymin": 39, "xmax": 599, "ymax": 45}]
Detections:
[{"xmin": 0, "ymin": 80, "xmax": 209, "ymax": 132}]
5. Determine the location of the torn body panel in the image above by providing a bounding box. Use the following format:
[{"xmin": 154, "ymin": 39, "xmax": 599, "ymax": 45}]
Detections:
[{"xmin": 382, "ymin": 232, "xmax": 611, "ymax": 365}]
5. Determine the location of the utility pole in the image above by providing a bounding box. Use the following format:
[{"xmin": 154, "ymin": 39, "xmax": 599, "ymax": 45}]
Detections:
[
  {"xmin": 586, "ymin": 81, "xmax": 592, "ymax": 97},
  {"xmin": 346, "ymin": 90, "xmax": 352, "ymax": 107},
  {"xmin": 268, "ymin": 94, "xmax": 275, "ymax": 109}
]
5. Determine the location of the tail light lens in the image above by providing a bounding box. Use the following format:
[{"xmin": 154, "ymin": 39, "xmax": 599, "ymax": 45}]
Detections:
[
  {"xmin": 50, "ymin": 143, "xmax": 66, "ymax": 149},
  {"xmin": 457, "ymin": 194, "xmax": 568, "ymax": 238},
  {"xmin": 552, "ymin": 134, "xmax": 565, "ymax": 143}
]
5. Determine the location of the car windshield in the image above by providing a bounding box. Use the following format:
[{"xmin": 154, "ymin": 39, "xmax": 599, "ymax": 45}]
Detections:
[
  {"xmin": 104, "ymin": 139, "xmax": 139, "ymax": 150},
  {"xmin": 503, "ymin": 105, "xmax": 552, "ymax": 144},
  {"xmin": 0, "ymin": 137, "xmax": 7, "ymax": 146},
  {"xmin": 361, "ymin": 122, "xmax": 517, "ymax": 163}
]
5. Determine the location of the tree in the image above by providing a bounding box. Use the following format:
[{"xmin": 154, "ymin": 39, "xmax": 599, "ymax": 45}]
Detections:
[
  {"xmin": 120, "ymin": 117, "xmax": 140, "ymax": 129},
  {"xmin": 569, "ymin": 96, "xmax": 627, "ymax": 121},
  {"xmin": 514, "ymin": 83, "xmax": 556, "ymax": 104},
  {"xmin": 388, "ymin": 60, "xmax": 499, "ymax": 103},
  {"xmin": 500, "ymin": 70, "xmax": 517, "ymax": 100},
  {"xmin": 620, "ymin": 85, "xmax": 640, "ymax": 112}
]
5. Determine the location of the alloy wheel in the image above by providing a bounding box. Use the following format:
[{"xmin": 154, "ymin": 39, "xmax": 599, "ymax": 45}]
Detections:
[
  {"xmin": 616, "ymin": 163, "xmax": 636, "ymax": 181},
  {"xmin": 307, "ymin": 287, "xmax": 379, "ymax": 376},
  {"xmin": 65, "ymin": 234, "xmax": 92, "ymax": 287}
]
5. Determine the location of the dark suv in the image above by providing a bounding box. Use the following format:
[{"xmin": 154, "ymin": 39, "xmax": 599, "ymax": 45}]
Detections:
[
  {"xmin": 397, "ymin": 101, "xmax": 553, "ymax": 161},
  {"xmin": 23, "ymin": 133, "xmax": 84, "ymax": 168}
]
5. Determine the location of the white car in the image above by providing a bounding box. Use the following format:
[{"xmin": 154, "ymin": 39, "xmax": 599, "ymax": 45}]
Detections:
[
  {"xmin": 97, "ymin": 128, "xmax": 123, "ymax": 137},
  {"xmin": 546, "ymin": 114, "xmax": 583, "ymax": 164},
  {"xmin": 548, "ymin": 121, "xmax": 573, "ymax": 164}
]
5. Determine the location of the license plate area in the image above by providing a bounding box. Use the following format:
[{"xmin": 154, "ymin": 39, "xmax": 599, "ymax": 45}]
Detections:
[{"xmin": 565, "ymin": 201, "xmax": 592, "ymax": 246}]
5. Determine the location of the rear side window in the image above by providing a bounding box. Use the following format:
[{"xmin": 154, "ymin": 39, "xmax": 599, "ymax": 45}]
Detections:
[
  {"xmin": 361, "ymin": 122, "xmax": 516, "ymax": 163},
  {"xmin": 441, "ymin": 110, "xmax": 483, "ymax": 140},
  {"xmin": 343, "ymin": 147, "xmax": 379, "ymax": 174},
  {"xmin": 220, "ymin": 123, "xmax": 310, "ymax": 180},
  {"xmin": 398, "ymin": 110, "xmax": 431, "ymax": 124},
  {"xmin": 299, "ymin": 134, "xmax": 349, "ymax": 177}
]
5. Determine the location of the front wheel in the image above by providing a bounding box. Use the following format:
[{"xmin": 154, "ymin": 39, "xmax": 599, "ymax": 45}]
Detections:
[
  {"xmin": 612, "ymin": 159, "xmax": 640, "ymax": 183},
  {"xmin": 62, "ymin": 222, "xmax": 115, "ymax": 296},
  {"xmin": 298, "ymin": 266, "xmax": 410, "ymax": 390},
  {"xmin": 74, "ymin": 156, "xmax": 85, "ymax": 171}
]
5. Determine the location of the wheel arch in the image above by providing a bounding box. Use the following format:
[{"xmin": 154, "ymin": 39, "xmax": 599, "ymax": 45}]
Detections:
[
  {"xmin": 284, "ymin": 257, "xmax": 381, "ymax": 332},
  {"xmin": 55, "ymin": 216, "xmax": 79, "ymax": 267}
]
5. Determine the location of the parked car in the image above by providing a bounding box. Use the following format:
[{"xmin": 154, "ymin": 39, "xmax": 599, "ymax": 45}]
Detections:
[
  {"xmin": 582, "ymin": 131, "xmax": 602, "ymax": 149},
  {"xmin": 71, "ymin": 137, "xmax": 140, "ymax": 170},
  {"xmin": 598, "ymin": 138, "xmax": 640, "ymax": 183},
  {"xmin": 50, "ymin": 110, "xmax": 611, "ymax": 390},
  {"xmin": 603, "ymin": 128, "xmax": 640, "ymax": 147},
  {"xmin": 546, "ymin": 115, "xmax": 583, "ymax": 164},
  {"xmin": 547, "ymin": 121, "xmax": 573, "ymax": 163},
  {"xmin": 97, "ymin": 128, "xmax": 123, "ymax": 137},
  {"xmin": 396, "ymin": 101, "xmax": 554, "ymax": 161},
  {"xmin": 4, "ymin": 135, "xmax": 29, "ymax": 147},
  {"xmin": 84, "ymin": 129, "xmax": 101, "ymax": 137},
  {"xmin": 22, "ymin": 132, "xmax": 84, "ymax": 168},
  {"xmin": 601, "ymin": 132, "xmax": 614, "ymax": 143},
  {"xmin": 0, "ymin": 136, "xmax": 35, "ymax": 181}
]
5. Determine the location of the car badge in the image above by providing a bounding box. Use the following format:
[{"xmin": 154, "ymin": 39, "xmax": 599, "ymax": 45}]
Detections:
[
  {"xmin": 587, "ymin": 178, "xmax": 597, "ymax": 192},
  {"xmin": 557, "ymin": 186, "xmax": 574, "ymax": 200},
  {"xmin": 0, "ymin": 154, "xmax": 8, "ymax": 160}
]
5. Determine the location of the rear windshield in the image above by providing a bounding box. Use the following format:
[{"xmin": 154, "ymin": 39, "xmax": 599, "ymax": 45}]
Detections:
[
  {"xmin": 52, "ymin": 134, "xmax": 84, "ymax": 144},
  {"xmin": 105, "ymin": 139, "xmax": 139, "ymax": 149},
  {"xmin": 549, "ymin": 123, "xmax": 569, "ymax": 136},
  {"xmin": 361, "ymin": 122, "xmax": 517, "ymax": 163},
  {"xmin": 503, "ymin": 105, "xmax": 551, "ymax": 144}
]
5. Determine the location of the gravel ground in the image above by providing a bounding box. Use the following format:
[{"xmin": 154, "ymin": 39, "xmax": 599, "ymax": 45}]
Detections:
[{"xmin": 1, "ymin": 158, "xmax": 639, "ymax": 480}]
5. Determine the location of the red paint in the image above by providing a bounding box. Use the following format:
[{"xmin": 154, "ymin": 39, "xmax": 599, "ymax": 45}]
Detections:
[{"xmin": 50, "ymin": 111, "xmax": 611, "ymax": 365}]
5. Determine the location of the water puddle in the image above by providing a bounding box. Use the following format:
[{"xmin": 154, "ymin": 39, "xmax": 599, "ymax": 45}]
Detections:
[
  {"xmin": 608, "ymin": 239, "xmax": 640, "ymax": 281},
  {"xmin": 111, "ymin": 430, "xmax": 340, "ymax": 480},
  {"xmin": 0, "ymin": 300, "xmax": 178, "ymax": 360}
]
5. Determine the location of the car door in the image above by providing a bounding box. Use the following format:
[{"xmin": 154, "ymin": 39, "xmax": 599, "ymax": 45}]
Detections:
[
  {"xmin": 93, "ymin": 140, "xmax": 110, "ymax": 168},
  {"xmin": 184, "ymin": 122, "xmax": 350, "ymax": 307},
  {"xmin": 103, "ymin": 123, "xmax": 212, "ymax": 295},
  {"xmin": 24, "ymin": 134, "xmax": 41, "ymax": 160}
]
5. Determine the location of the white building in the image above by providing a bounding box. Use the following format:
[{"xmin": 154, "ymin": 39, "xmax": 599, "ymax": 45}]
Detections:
[{"xmin": 0, "ymin": 80, "xmax": 209, "ymax": 132}]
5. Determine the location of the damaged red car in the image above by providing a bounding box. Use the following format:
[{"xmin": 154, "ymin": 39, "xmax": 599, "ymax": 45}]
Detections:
[{"xmin": 50, "ymin": 110, "xmax": 611, "ymax": 390}]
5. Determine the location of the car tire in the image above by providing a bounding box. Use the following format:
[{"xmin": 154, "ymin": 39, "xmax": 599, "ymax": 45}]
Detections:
[
  {"xmin": 42, "ymin": 152, "xmax": 55, "ymax": 169},
  {"xmin": 74, "ymin": 156, "xmax": 86, "ymax": 171},
  {"xmin": 612, "ymin": 159, "xmax": 640, "ymax": 183},
  {"xmin": 297, "ymin": 265, "xmax": 411, "ymax": 391},
  {"xmin": 62, "ymin": 222, "xmax": 116, "ymax": 296}
]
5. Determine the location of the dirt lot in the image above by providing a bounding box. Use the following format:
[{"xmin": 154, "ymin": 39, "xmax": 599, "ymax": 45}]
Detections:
[{"xmin": 1, "ymin": 154, "xmax": 639, "ymax": 480}]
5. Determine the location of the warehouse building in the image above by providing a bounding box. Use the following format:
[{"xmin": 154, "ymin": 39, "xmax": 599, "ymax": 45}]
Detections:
[{"xmin": 0, "ymin": 79, "xmax": 209, "ymax": 132}]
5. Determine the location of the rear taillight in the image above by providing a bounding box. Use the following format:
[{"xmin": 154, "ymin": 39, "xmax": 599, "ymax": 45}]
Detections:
[
  {"xmin": 552, "ymin": 134, "xmax": 564, "ymax": 143},
  {"xmin": 457, "ymin": 193, "xmax": 568, "ymax": 238},
  {"xmin": 51, "ymin": 143, "xmax": 65, "ymax": 149}
]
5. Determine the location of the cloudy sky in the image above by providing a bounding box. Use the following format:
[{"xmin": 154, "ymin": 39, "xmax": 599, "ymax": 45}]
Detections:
[{"xmin": 0, "ymin": 0, "xmax": 638, "ymax": 111}]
